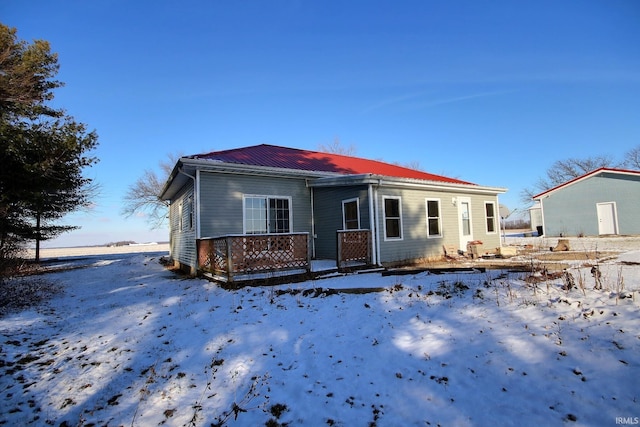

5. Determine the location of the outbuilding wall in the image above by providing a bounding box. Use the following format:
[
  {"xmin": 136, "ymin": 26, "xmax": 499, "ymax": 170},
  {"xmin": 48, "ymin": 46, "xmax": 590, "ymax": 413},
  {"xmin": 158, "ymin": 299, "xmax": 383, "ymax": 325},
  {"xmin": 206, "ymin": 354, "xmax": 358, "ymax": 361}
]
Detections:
[{"xmin": 541, "ymin": 172, "xmax": 640, "ymax": 236}]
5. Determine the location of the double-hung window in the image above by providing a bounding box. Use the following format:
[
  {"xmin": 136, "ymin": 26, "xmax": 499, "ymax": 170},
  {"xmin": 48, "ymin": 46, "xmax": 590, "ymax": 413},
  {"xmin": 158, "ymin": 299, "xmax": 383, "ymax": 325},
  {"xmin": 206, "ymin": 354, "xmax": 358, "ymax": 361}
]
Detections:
[
  {"xmin": 426, "ymin": 199, "xmax": 442, "ymax": 237},
  {"xmin": 485, "ymin": 201, "xmax": 497, "ymax": 233},
  {"xmin": 269, "ymin": 198, "xmax": 290, "ymax": 233},
  {"xmin": 383, "ymin": 196, "xmax": 402, "ymax": 240},
  {"xmin": 243, "ymin": 196, "xmax": 291, "ymax": 234}
]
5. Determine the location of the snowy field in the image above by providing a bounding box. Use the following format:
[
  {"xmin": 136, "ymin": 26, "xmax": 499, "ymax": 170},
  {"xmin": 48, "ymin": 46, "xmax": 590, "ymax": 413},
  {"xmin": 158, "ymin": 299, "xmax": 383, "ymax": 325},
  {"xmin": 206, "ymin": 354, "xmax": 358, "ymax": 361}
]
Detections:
[
  {"xmin": 24, "ymin": 243, "xmax": 171, "ymax": 259},
  {"xmin": 1, "ymin": 236, "xmax": 639, "ymax": 426}
]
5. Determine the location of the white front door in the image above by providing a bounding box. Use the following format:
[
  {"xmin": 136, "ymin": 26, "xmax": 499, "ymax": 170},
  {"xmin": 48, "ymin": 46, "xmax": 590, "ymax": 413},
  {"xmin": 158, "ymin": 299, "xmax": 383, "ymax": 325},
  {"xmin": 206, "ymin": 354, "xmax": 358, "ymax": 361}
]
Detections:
[
  {"xmin": 597, "ymin": 202, "xmax": 618, "ymax": 235},
  {"xmin": 458, "ymin": 198, "xmax": 473, "ymax": 250}
]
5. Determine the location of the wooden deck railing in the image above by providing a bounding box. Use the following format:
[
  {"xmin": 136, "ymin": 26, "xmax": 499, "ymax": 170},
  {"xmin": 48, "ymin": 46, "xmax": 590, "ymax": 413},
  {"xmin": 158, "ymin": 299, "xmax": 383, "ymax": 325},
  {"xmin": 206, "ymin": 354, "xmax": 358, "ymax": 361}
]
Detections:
[
  {"xmin": 337, "ymin": 229, "xmax": 371, "ymax": 269},
  {"xmin": 197, "ymin": 233, "xmax": 310, "ymax": 281}
]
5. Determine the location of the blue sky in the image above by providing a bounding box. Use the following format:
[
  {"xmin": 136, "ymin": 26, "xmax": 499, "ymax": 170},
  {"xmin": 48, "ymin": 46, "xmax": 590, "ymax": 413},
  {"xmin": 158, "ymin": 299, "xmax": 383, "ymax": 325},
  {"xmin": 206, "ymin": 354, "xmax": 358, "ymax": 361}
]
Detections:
[{"xmin": 4, "ymin": 0, "xmax": 639, "ymax": 247}]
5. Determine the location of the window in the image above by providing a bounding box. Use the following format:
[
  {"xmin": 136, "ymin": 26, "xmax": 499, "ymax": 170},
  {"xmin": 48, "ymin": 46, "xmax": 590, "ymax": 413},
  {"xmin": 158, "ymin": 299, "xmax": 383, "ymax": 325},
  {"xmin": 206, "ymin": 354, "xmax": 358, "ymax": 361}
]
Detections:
[
  {"xmin": 342, "ymin": 198, "xmax": 360, "ymax": 230},
  {"xmin": 244, "ymin": 196, "xmax": 291, "ymax": 234},
  {"xmin": 186, "ymin": 195, "xmax": 194, "ymax": 230},
  {"xmin": 485, "ymin": 202, "xmax": 497, "ymax": 233},
  {"xmin": 383, "ymin": 196, "xmax": 402, "ymax": 240},
  {"xmin": 269, "ymin": 198, "xmax": 290, "ymax": 233},
  {"xmin": 461, "ymin": 200, "xmax": 471, "ymax": 236},
  {"xmin": 244, "ymin": 197, "xmax": 267, "ymax": 234},
  {"xmin": 178, "ymin": 194, "xmax": 194, "ymax": 232},
  {"xmin": 426, "ymin": 199, "xmax": 442, "ymax": 237}
]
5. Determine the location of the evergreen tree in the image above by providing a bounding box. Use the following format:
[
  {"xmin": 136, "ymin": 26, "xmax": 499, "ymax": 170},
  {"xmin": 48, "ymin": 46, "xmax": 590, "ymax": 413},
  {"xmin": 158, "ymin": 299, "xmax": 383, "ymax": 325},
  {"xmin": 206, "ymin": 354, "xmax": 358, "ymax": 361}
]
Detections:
[{"xmin": 0, "ymin": 23, "xmax": 99, "ymax": 263}]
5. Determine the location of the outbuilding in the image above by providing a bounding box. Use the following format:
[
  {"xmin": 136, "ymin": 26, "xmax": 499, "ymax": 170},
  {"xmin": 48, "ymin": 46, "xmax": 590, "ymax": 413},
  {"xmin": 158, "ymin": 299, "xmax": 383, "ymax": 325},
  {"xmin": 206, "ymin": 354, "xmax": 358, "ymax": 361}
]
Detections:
[{"xmin": 532, "ymin": 168, "xmax": 640, "ymax": 237}]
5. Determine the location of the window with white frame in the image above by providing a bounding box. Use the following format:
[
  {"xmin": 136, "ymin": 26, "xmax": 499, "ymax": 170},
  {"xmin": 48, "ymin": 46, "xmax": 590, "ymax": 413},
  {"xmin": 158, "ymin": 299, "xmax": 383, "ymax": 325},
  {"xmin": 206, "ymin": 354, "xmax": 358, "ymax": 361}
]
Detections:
[
  {"xmin": 342, "ymin": 198, "xmax": 360, "ymax": 230},
  {"xmin": 383, "ymin": 196, "xmax": 402, "ymax": 240},
  {"xmin": 426, "ymin": 198, "xmax": 442, "ymax": 237},
  {"xmin": 243, "ymin": 196, "xmax": 291, "ymax": 234},
  {"xmin": 269, "ymin": 198, "xmax": 290, "ymax": 233},
  {"xmin": 485, "ymin": 201, "xmax": 497, "ymax": 233},
  {"xmin": 186, "ymin": 195, "xmax": 193, "ymax": 230}
]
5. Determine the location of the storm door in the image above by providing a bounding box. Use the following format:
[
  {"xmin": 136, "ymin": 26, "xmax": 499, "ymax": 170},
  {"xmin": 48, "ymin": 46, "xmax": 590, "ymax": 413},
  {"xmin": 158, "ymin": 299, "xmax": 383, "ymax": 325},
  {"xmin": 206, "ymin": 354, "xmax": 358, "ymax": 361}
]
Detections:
[
  {"xmin": 342, "ymin": 198, "xmax": 360, "ymax": 230},
  {"xmin": 458, "ymin": 198, "xmax": 473, "ymax": 250}
]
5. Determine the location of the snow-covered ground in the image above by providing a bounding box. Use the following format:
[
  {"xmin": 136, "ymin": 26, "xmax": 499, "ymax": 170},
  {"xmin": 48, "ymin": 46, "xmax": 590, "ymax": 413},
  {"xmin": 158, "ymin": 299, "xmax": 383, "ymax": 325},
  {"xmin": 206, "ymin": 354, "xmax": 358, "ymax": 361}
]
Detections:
[{"xmin": 1, "ymin": 237, "xmax": 639, "ymax": 426}]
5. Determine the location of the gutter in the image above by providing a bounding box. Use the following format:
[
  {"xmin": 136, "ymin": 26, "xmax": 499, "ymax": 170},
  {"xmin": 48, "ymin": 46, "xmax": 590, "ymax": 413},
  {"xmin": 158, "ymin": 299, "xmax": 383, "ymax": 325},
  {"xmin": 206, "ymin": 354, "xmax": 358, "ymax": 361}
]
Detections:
[
  {"xmin": 181, "ymin": 157, "xmax": 343, "ymax": 180},
  {"xmin": 158, "ymin": 160, "xmax": 183, "ymax": 200},
  {"xmin": 374, "ymin": 180, "xmax": 382, "ymax": 266},
  {"xmin": 307, "ymin": 180, "xmax": 316, "ymax": 259},
  {"xmin": 310, "ymin": 173, "xmax": 507, "ymax": 195},
  {"xmin": 160, "ymin": 158, "xmax": 340, "ymax": 201},
  {"xmin": 368, "ymin": 182, "xmax": 379, "ymax": 266}
]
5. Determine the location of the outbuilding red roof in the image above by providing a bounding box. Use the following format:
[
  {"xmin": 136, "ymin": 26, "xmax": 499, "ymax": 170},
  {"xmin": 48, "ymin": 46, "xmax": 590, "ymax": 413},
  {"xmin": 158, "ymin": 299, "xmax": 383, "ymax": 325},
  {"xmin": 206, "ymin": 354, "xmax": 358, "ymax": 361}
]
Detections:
[{"xmin": 190, "ymin": 144, "xmax": 474, "ymax": 185}]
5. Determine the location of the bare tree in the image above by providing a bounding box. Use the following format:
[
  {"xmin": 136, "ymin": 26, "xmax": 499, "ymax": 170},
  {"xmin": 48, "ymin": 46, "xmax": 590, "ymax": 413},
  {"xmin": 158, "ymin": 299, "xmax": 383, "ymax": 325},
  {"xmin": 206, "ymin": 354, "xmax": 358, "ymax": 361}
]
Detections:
[
  {"xmin": 623, "ymin": 145, "xmax": 640, "ymax": 170},
  {"xmin": 393, "ymin": 160, "xmax": 423, "ymax": 171},
  {"xmin": 318, "ymin": 138, "xmax": 357, "ymax": 156},
  {"xmin": 121, "ymin": 153, "xmax": 181, "ymax": 228},
  {"xmin": 520, "ymin": 155, "xmax": 617, "ymax": 204}
]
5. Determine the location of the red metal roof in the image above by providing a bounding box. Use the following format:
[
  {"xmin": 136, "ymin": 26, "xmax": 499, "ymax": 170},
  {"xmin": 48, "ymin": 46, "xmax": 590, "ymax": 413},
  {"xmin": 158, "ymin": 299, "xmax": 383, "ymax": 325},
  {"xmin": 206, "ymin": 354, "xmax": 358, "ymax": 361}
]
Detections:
[{"xmin": 189, "ymin": 144, "xmax": 474, "ymax": 185}]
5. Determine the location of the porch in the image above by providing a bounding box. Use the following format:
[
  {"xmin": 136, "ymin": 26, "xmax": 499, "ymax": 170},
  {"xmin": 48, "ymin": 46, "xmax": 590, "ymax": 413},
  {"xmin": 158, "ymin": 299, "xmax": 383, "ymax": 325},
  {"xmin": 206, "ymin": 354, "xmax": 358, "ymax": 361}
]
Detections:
[{"xmin": 197, "ymin": 230, "xmax": 373, "ymax": 283}]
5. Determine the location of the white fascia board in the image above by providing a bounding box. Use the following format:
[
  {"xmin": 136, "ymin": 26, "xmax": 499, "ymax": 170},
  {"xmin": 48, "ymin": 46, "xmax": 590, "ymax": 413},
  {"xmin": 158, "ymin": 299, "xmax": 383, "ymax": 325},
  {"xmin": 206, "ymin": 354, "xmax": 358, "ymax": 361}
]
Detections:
[
  {"xmin": 180, "ymin": 158, "xmax": 342, "ymax": 179},
  {"xmin": 162, "ymin": 159, "xmax": 508, "ymax": 199},
  {"xmin": 160, "ymin": 158, "xmax": 339, "ymax": 200},
  {"xmin": 159, "ymin": 159, "xmax": 190, "ymax": 200},
  {"xmin": 310, "ymin": 174, "xmax": 507, "ymax": 195}
]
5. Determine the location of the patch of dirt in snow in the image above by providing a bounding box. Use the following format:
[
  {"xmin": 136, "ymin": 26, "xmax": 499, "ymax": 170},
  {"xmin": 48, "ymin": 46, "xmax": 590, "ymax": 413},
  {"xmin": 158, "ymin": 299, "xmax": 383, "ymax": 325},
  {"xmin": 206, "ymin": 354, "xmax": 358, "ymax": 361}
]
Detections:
[
  {"xmin": 412, "ymin": 235, "xmax": 639, "ymax": 272},
  {"xmin": 0, "ymin": 277, "xmax": 62, "ymax": 316}
]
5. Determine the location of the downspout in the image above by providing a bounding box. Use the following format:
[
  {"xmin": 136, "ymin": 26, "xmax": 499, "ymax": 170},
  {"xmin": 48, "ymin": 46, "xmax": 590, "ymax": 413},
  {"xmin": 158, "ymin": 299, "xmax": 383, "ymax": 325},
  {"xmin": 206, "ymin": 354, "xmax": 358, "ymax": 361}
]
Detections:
[
  {"xmin": 368, "ymin": 183, "xmax": 378, "ymax": 265},
  {"xmin": 374, "ymin": 180, "xmax": 382, "ymax": 266},
  {"xmin": 195, "ymin": 170, "xmax": 201, "ymax": 239},
  {"xmin": 308, "ymin": 180, "xmax": 316, "ymax": 259},
  {"xmin": 497, "ymin": 195, "xmax": 503, "ymax": 248}
]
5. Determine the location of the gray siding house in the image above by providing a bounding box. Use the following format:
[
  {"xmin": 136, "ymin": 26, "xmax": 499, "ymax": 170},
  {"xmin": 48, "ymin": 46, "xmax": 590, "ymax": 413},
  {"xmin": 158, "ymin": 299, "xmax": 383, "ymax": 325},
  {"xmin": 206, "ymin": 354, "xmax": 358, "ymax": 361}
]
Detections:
[
  {"xmin": 160, "ymin": 144, "xmax": 507, "ymax": 280},
  {"xmin": 532, "ymin": 168, "xmax": 640, "ymax": 237}
]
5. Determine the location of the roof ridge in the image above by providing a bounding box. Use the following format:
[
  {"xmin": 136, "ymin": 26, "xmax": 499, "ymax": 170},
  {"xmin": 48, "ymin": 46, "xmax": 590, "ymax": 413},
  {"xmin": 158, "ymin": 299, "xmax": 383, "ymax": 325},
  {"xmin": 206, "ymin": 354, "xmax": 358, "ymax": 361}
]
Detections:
[{"xmin": 597, "ymin": 167, "xmax": 640, "ymax": 174}]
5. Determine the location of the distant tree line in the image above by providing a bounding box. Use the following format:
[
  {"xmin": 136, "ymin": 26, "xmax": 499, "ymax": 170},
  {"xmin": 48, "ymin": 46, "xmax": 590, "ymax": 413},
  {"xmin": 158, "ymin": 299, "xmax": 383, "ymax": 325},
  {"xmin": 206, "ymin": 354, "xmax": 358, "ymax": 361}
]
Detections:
[
  {"xmin": 105, "ymin": 241, "xmax": 136, "ymax": 247},
  {"xmin": 503, "ymin": 219, "xmax": 531, "ymax": 230}
]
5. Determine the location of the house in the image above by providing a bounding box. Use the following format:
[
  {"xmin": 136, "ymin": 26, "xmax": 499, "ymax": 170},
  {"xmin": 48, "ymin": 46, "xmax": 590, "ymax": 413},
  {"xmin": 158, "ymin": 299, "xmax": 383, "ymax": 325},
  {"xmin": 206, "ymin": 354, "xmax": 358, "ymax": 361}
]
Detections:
[
  {"xmin": 532, "ymin": 167, "xmax": 640, "ymax": 237},
  {"xmin": 159, "ymin": 144, "xmax": 507, "ymax": 281}
]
